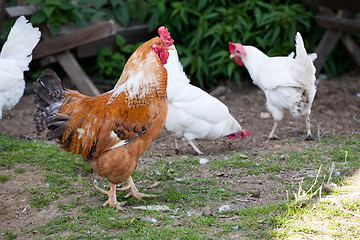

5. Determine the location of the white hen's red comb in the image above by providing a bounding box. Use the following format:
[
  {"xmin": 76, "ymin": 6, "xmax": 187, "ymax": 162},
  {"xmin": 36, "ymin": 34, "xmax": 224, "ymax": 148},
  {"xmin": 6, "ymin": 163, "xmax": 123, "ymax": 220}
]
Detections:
[{"xmin": 158, "ymin": 26, "xmax": 174, "ymax": 46}]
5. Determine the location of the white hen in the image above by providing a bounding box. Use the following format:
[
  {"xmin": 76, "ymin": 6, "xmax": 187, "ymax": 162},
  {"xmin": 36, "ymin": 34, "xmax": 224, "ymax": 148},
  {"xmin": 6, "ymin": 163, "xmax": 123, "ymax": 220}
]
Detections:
[
  {"xmin": 165, "ymin": 46, "xmax": 250, "ymax": 154},
  {"xmin": 0, "ymin": 16, "xmax": 41, "ymax": 119},
  {"xmin": 229, "ymin": 32, "xmax": 316, "ymax": 140}
]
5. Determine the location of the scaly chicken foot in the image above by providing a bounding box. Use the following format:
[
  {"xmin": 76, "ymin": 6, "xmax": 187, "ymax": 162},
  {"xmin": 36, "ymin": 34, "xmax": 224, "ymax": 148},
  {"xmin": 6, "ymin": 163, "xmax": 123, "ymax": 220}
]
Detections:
[
  {"xmin": 174, "ymin": 137, "xmax": 180, "ymax": 154},
  {"xmin": 92, "ymin": 182, "xmax": 126, "ymax": 210},
  {"xmin": 305, "ymin": 113, "xmax": 313, "ymax": 140},
  {"xmin": 268, "ymin": 121, "xmax": 279, "ymax": 140},
  {"xmin": 117, "ymin": 176, "xmax": 157, "ymax": 200},
  {"xmin": 187, "ymin": 139, "xmax": 204, "ymax": 155}
]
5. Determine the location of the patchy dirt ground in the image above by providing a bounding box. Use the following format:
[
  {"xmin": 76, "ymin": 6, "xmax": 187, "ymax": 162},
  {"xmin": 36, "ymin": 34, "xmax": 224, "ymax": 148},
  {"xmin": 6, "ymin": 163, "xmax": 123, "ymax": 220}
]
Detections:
[{"xmin": 0, "ymin": 73, "xmax": 359, "ymax": 238}]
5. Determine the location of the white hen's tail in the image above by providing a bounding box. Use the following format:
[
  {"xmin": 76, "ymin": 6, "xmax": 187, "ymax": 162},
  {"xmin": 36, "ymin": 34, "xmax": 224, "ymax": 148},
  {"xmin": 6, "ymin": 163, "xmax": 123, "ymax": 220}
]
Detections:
[
  {"xmin": 293, "ymin": 32, "xmax": 316, "ymax": 89},
  {"xmin": 0, "ymin": 16, "xmax": 41, "ymax": 71}
]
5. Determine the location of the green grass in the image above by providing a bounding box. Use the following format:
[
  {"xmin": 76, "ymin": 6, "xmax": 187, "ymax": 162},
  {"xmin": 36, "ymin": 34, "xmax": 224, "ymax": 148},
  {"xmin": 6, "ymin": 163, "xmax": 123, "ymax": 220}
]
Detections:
[
  {"xmin": 0, "ymin": 172, "xmax": 11, "ymax": 182},
  {"xmin": 1, "ymin": 134, "xmax": 359, "ymax": 239}
]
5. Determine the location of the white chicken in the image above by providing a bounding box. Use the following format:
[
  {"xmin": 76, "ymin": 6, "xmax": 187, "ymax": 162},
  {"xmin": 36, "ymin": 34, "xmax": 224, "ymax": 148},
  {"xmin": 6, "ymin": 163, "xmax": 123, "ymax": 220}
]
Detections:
[
  {"xmin": 0, "ymin": 16, "xmax": 41, "ymax": 119},
  {"xmin": 229, "ymin": 32, "xmax": 316, "ymax": 140},
  {"xmin": 164, "ymin": 45, "xmax": 250, "ymax": 154}
]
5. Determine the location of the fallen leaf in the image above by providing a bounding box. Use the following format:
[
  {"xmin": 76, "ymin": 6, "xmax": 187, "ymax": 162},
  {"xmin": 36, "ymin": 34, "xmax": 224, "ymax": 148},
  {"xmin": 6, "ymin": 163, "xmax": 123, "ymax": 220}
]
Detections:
[{"xmin": 147, "ymin": 181, "xmax": 160, "ymax": 189}]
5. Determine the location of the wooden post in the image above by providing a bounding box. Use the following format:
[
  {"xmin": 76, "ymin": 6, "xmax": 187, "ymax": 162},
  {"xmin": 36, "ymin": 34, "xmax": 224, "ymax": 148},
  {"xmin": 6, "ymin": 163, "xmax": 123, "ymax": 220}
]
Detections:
[
  {"xmin": 314, "ymin": 31, "xmax": 343, "ymax": 75},
  {"xmin": 33, "ymin": 20, "xmax": 117, "ymax": 59},
  {"xmin": 56, "ymin": 51, "xmax": 100, "ymax": 96},
  {"xmin": 0, "ymin": 0, "xmax": 5, "ymax": 34}
]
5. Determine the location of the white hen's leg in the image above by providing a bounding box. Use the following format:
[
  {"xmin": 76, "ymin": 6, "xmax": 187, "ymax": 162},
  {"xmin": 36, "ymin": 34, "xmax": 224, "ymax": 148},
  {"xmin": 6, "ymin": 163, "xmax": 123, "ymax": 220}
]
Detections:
[
  {"xmin": 266, "ymin": 100, "xmax": 283, "ymax": 140},
  {"xmin": 174, "ymin": 136, "xmax": 178, "ymax": 149},
  {"xmin": 268, "ymin": 121, "xmax": 279, "ymax": 139},
  {"xmin": 117, "ymin": 176, "xmax": 157, "ymax": 200},
  {"xmin": 305, "ymin": 113, "xmax": 312, "ymax": 140},
  {"xmin": 187, "ymin": 139, "xmax": 204, "ymax": 155}
]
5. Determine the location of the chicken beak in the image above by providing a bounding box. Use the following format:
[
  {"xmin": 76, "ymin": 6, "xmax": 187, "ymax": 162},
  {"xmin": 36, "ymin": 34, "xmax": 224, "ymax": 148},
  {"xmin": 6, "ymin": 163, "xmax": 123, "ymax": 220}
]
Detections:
[
  {"xmin": 230, "ymin": 54, "xmax": 235, "ymax": 59},
  {"xmin": 168, "ymin": 45, "xmax": 175, "ymax": 50}
]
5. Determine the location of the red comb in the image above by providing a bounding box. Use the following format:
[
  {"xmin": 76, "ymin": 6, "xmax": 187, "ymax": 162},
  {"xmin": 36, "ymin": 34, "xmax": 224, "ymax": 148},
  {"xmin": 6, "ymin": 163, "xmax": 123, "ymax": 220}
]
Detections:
[{"xmin": 158, "ymin": 26, "xmax": 174, "ymax": 46}]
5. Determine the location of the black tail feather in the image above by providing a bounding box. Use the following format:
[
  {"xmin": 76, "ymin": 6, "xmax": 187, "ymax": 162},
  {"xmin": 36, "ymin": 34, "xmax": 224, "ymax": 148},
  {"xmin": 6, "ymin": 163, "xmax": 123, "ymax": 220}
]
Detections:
[{"xmin": 33, "ymin": 69, "xmax": 68, "ymax": 139}]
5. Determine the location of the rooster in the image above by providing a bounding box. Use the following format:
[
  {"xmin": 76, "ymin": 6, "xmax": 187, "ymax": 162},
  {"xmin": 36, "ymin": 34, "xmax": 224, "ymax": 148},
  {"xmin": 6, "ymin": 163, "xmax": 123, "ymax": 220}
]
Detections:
[
  {"xmin": 33, "ymin": 34, "xmax": 174, "ymax": 209},
  {"xmin": 229, "ymin": 32, "xmax": 317, "ymax": 140},
  {"xmin": 158, "ymin": 27, "xmax": 250, "ymax": 155},
  {"xmin": 0, "ymin": 16, "xmax": 41, "ymax": 119}
]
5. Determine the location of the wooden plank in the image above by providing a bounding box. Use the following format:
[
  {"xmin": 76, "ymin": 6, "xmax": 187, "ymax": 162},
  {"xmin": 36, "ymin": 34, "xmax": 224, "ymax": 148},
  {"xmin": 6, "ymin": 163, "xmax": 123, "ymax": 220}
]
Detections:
[
  {"xmin": 77, "ymin": 23, "xmax": 150, "ymax": 58},
  {"xmin": 0, "ymin": 0, "xmax": 5, "ymax": 33},
  {"xmin": 316, "ymin": 15, "xmax": 360, "ymax": 35},
  {"xmin": 56, "ymin": 51, "xmax": 100, "ymax": 96},
  {"xmin": 5, "ymin": 5, "xmax": 37, "ymax": 17},
  {"xmin": 314, "ymin": 31, "xmax": 343, "ymax": 75},
  {"xmin": 301, "ymin": 0, "xmax": 360, "ymax": 12},
  {"xmin": 33, "ymin": 20, "xmax": 117, "ymax": 59},
  {"xmin": 340, "ymin": 35, "xmax": 360, "ymax": 69}
]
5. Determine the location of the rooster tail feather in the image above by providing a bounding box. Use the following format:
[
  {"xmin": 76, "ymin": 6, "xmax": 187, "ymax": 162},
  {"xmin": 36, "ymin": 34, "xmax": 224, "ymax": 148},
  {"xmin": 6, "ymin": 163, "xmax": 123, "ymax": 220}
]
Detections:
[
  {"xmin": 0, "ymin": 16, "xmax": 41, "ymax": 71},
  {"xmin": 293, "ymin": 32, "xmax": 317, "ymax": 89},
  {"xmin": 33, "ymin": 69, "xmax": 68, "ymax": 139}
]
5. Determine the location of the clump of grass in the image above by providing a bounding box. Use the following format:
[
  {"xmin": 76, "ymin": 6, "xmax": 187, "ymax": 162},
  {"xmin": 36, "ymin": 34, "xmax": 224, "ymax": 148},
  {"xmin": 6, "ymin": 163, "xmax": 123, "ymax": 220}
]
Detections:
[
  {"xmin": 3, "ymin": 230, "xmax": 17, "ymax": 240},
  {"xmin": 14, "ymin": 167, "xmax": 27, "ymax": 174},
  {"xmin": 0, "ymin": 173, "xmax": 11, "ymax": 182}
]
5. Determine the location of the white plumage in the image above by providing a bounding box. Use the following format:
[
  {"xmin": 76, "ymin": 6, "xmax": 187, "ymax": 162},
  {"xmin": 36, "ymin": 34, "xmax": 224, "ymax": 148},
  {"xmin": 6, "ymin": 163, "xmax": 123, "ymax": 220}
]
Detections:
[
  {"xmin": 0, "ymin": 16, "xmax": 41, "ymax": 119},
  {"xmin": 229, "ymin": 32, "xmax": 316, "ymax": 139},
  {"xmin": 165, "ymin": 46, "xmax": 249, "ymax": 154}
]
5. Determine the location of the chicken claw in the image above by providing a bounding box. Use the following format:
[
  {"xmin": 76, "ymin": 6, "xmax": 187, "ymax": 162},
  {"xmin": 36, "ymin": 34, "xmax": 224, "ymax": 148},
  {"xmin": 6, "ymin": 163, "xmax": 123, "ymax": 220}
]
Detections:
[
  {"xmin": 92, "ymin": 182, "xmax": 126, "ymax": 210},
  {"xmin": 117, "ymin": 176, "xmax": 157, "ymax": 200}
]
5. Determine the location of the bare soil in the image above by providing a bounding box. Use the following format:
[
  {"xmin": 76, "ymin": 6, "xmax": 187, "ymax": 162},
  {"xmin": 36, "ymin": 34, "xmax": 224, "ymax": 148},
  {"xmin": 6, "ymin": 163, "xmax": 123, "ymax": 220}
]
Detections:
[{"xmin": 0, "ymin": 73, "xmax": 359, "ymax": 238}]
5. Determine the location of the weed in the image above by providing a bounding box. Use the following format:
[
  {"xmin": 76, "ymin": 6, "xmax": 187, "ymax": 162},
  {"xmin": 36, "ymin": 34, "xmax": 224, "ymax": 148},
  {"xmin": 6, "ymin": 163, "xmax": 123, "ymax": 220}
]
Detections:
[
  {"xmin": 0, "ymin": 173, "xmax": 11, "ymax": 182},
  {"xmin": 3, "ymin": 230, "xmax": 17, "ymax": 240}
]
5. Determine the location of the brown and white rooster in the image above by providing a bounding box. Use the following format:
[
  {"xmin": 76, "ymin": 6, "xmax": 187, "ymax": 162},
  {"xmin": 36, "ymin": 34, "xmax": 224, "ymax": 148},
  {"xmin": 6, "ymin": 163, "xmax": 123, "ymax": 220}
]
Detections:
[{"xmin": 33, "ymin": 32, "xmax": 174, "ymax": 209}]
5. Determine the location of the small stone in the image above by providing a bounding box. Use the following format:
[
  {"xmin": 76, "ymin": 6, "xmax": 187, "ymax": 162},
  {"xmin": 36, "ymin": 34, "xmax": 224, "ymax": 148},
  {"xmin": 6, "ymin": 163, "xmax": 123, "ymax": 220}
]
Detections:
[
  {"xmin": 218, "ymin": 204, "xmax": 231, "ymax": 212},
  {"xmin": 144, "ymin": 217, "xmax": 157, "ymax": 223},
  {"xmin": 260, "ymin": 112, "xmax": 271, "ymax": 119},
  {"xmin": 199, "ymin": 158, "xmax": 209, "ymax": 164}
]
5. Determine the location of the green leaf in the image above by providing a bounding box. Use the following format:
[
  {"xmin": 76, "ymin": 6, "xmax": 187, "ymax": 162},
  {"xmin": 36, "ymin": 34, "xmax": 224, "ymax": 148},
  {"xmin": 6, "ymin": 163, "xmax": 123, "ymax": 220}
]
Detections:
[
  {"xmin": 109, "ymin": 0, "xmax": 118, "ymax": 8},
  {"xmin": 93, "ymin": 0, "xmax": 107, "ymax": 9},
  {"xmin": 73, "ymin": 9, "xmax": 87, "ymax": 28},
  {"xmin": 30, "ymin": 10, "xmax": 47, "ymax": 24},
  {"xmin": 25, "ymin": 0, "xmax": 42, "ymax": 4},
  {"xmin": 227, "ymin": 61, "xmax": 235, "ymax": 76},
  {"xmin": 148, "ymin": 12, "xmax": 159, "ymax": 32},
  {"xmin": 115, "ymin": 35, "xmax": 127, "ymax": 47},
  {"xmin": 42, "ymin": 6, "xmax": 55, "ymax": 17},
  {"xmin": 197, "ymin": 0, "xmax": 207, "ymax": 10}
]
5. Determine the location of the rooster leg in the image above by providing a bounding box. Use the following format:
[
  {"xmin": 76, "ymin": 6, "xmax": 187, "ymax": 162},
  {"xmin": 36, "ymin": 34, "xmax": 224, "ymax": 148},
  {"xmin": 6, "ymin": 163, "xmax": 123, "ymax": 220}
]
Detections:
[
  {"xmin": 187, "ymin": 139, "xmax": 204, "ymax": 155},
  {"xmin": 92, "ymin": 182, "xmax": 126, "ymax": 210},
  {"xmin": 117, "ymin": 176, "xmax": 157, "ymax": 200},
  {"xmin": 305, "ymin": 113, "xmax": 313, "ymax": 140},
  {"xmin": 268, "ymin": 121, "xmax": 279, "ymax": 140}
]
